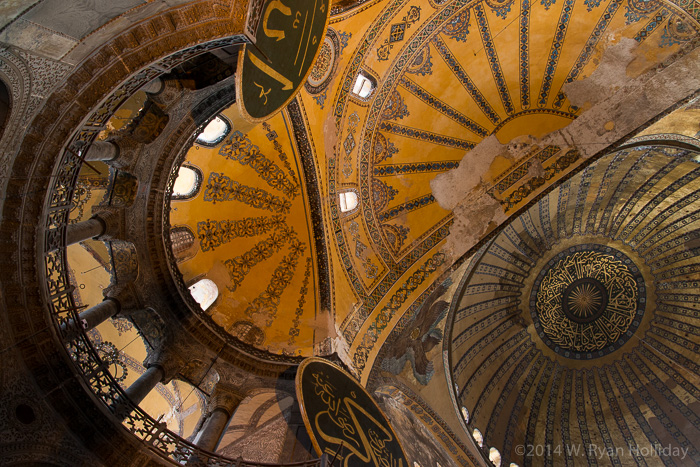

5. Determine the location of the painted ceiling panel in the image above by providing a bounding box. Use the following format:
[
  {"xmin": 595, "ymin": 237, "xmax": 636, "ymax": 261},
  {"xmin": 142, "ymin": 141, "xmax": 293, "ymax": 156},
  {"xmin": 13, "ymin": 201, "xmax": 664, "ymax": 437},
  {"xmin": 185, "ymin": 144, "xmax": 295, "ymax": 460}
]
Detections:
[{"xmin": 169, "ymin": 107, "xmax": 324, "ymax": 356}]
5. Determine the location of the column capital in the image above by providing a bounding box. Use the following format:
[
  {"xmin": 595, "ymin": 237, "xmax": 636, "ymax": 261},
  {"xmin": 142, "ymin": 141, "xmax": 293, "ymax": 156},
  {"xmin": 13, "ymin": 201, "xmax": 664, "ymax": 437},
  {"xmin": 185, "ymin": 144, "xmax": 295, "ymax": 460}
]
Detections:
[
  {"xmin": 145, "ymin": 346, "xmax": 185, "ymax": 384},
  {"xmin": 208, "ymin": 383, "xmax": 245, "ymax": 418}
]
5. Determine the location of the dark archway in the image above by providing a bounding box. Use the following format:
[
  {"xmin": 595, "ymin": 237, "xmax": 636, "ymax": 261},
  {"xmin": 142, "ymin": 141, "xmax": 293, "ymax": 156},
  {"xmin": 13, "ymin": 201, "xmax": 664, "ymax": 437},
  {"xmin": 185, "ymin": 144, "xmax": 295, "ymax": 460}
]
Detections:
[{"xmin": 0, "ymin": 79, "xmax": 10, "ymax": 139}]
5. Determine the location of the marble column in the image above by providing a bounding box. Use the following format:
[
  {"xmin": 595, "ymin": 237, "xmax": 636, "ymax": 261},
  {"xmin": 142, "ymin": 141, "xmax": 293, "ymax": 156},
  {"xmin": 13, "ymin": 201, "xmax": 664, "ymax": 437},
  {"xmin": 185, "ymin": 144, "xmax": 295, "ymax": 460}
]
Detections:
[
  {"xmin": 65, "ymin": 216, "xmax": 106, "ymax": 245},
  {"xmin": 188, "ymin": 383, "xmax": 244, "ymax": 462},
  {"xmin": 60, "ymin": 298, "xmax": 121, "ymax": 339},
  {"xmin": 84, "ymin": 141, "xmax": 119, "ymax": 162},
  {"xmin": 124, "ymin": 365, "xmax": 165, "ymax": 407}
]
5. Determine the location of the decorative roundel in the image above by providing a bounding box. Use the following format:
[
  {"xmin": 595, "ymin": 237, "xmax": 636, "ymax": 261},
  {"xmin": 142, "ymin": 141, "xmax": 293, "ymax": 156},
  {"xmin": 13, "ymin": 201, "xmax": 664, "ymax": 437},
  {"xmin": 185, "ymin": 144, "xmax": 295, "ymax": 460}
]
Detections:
[
  {"xmin": 305, "ymin": 29, "xmax": 340, "ymax": 94},
  {"xmin": 529, "ymin": 244, "xmax": 646, "ymax": 359}
]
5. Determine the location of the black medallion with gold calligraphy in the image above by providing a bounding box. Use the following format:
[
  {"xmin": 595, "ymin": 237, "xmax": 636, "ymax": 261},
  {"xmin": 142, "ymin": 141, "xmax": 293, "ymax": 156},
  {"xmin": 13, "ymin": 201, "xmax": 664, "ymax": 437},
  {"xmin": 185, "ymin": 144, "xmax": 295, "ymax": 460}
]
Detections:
[
  {"xmin": 238, "ymin": 0, "xmax": 330, "ymax": 121},
  {"xmin": 296, "ymin": 358, "xmax": 408, "ymax": 466},
  {"xmin": 529, "ymin": 244, "xmax": 646, "ymax": 359}
]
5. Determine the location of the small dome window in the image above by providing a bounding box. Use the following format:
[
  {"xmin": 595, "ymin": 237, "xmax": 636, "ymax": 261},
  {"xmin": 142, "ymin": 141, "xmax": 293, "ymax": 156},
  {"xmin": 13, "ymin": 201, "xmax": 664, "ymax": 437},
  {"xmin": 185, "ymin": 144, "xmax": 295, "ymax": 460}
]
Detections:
[
  {"xmin": 461, "ymin": 406, "xmax": 470, "ymax": 424},
  {"xmin": 489, "ymin": 447, "xmax": 501, "ymax": 467},
  {"xmin": 196, "ymin": 115, "xmax": 231, "ymax": 146},
  {"xmin": 352, "ymin": 71, "xmax": 376, "ymax": 99},
  {"xmin": 172, "ymin": 166, "xmax": 202, "ymax": 200},
  {"xmin": 472, "ymin": 428, "xmax": 483, "ymax": 447},
  {"xmin": 510, "ymin": 464, "xmax": 520, "ymax": 467},
  {"xmin": 339, "ymin": 190, "xmax": 359, "ymax": 213},
  {"xmin": 189, "ymin": 279, "xmax": 218, "ymax": 311}
]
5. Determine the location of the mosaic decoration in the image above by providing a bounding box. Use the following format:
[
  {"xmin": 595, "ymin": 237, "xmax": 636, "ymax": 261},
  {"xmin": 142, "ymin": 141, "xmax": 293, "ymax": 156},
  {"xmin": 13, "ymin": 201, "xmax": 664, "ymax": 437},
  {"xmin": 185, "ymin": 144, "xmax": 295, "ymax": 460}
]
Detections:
[
  {"xmin": 288, "ymin": 257, "xmax": 312, "ymax": 345},
  {"xmin": 474, "ymin": 3, "xmax": 514, "ymax": 114},
  {"xmin": 373, "ymin": 160, "xmax": 459, "ymax": 176},
  {"xmin": 349, "ymin": 221, "xmax": 379, "ymax": 279},
  {"xmin": 203, "ymin": 172, "xmax": 292, "ymax": 213},
  {"xmin": 244, "ymin": 238, "xmax": 306, "ymax": 327},
  {"xmin": 372, "ymin": 132, "xmax": 399, "ymax": 164},
  {"xmin": 659, "ymin": 14, "xmax": 696, "ymax": 46},
  {"xmin": 343, "ymin": 112, "xmax": 359, "ymax": 178},
  {"xmin": 219, "ymin": 131, "xmax": 299, "ymax": 198},
  {"xmin": 372, "ymin": 178, "xmax": 398, "ymax": 212},
  {"xmin": 485, "ymin": 0, "xmax": 516, "ymax": 17},
  {"xmin": 377, "ymin": 5, "xmax": 422, "ymax": 61},
  {"xmin": 382, "ymin": 222, "xmax": 410, "ymax": 251},
  {"xmin": 405, "ymin": 45, "xmax": 433, "ymax": 75},
  {"xmin": 442, "ymin": 8, "xmax": 470, "ymax": 42},
  {"xmin": 197, "ymin": 216, "xmax": 285, "ymax": 252},
  {"xmin": 224, "ymin": 224, "xmax": 298, "ymax": 291},
  {"xmin": 382, "ymin": 283, "xmax": 449, "ymax": 384},
  {"xmin": 399, "ymin": 77, "xmax": 488, "ymax": 137},
  {"xmin": 431, "ymin": 34, "xmax": 501, "ymax": 124},
  {"xmin": 353, "ymin": 252, "xmax": 446, "ymax": 374},
  {"xmin": 625, "ymin": 0, "xmax": 661, "ymax": 23},
  {"xmin": 306, "ymin": 29, "xmax": 340, "ymax": 94},
  {"xmin": 262, "ymin": 122, "xmax": 301, "ymax": 188},
  {"xmin": 380, "ymin": 89, "xmax": 410, "ymax": 121},
  {"xmin": 498, "ymin": 149, "xmax": 580, "ymax": 212},
  {"xmin": 530, "ymin": 245, "xmax": 645, "ymax": 359}
]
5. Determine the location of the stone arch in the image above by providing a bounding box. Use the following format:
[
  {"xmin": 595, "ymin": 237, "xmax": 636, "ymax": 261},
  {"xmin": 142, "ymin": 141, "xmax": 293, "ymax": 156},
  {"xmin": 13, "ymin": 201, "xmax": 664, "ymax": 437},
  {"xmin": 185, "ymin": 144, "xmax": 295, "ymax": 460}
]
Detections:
[
  {"xmin": 0, "ymin": 2, "xmax": 256, "ymax": 465},
  {"xmin": 0, "ymin": 78, "xmax": 10, "ymax": 139}
]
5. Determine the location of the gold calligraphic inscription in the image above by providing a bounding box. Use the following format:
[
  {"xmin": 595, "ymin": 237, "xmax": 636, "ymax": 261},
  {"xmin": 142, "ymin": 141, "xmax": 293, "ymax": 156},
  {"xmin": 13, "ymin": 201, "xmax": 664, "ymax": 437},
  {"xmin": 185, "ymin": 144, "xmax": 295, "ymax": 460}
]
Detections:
[
  {"xmin": 531, "ymin": 246, "xmax": 645, "ymax": 357},
  {"xmin": 238, "ymin": 0, "xmax": 330, "ymax": 121},
  {"xmin": 297, "ymin": 358, "xmax": 408, "ymax": 466}
]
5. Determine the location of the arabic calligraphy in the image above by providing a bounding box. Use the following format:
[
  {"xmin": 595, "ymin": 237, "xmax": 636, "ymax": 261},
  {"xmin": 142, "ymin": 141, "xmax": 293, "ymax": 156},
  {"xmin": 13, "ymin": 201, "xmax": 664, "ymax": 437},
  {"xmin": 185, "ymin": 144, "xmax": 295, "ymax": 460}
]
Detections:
[
  {"xmin": 239, "ymin": 0, "xmax": 330, "ymax": 120},
  {"xmin": 531, "ymin": 246, "xmax": 644, "ymax": 357},
  {"xmin": 297, "ymin": 359, "xmax": 408, "ymax": 467}
]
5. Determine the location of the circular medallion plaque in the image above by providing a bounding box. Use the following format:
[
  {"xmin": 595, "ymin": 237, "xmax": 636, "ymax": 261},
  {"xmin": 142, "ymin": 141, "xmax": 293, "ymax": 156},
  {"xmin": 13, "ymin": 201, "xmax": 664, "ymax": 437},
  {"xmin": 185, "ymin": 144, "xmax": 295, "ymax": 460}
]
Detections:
[
  {"xmin": 296, "ymin": 358, "xmax": 409, "ymax": 466},
  {"xmin": 238, "ymin": 0, "xmax": 331, "ymax": 122},
  {"xmin": 529, "ymin": 244, "xmax": 646, "ymax": 359}
]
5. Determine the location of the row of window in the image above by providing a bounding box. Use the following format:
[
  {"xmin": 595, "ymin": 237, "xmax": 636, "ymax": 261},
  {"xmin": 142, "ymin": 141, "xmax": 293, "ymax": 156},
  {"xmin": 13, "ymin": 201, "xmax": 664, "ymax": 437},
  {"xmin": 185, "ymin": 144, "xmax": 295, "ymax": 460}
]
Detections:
[{"xmin": 460, "ymin": 405, "xmax": 517, "ymax": 467}]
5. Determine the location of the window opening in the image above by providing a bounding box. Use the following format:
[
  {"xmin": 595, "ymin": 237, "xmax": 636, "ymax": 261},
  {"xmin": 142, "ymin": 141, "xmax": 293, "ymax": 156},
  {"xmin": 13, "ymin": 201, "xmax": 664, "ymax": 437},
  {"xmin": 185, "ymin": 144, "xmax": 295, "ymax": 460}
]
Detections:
[
  {"xmin": 196, "ymin": 115, "xmax": 231, "ymax": 146},
  {"xmin": 172, "ymin": 166, "xmax": 202, "ymax": 200},
  {"xmin": 352, "ymin": 72, "xmax": 376, "ymax": 99},
  {"xmin": 339, "ymin": 191, "xmax": 359, "ymax": 213},
  {"xmin": 489, "ymin": 447, "xmax": 502, "ymax": 467},
  {"xmin": 189, "ymin": 279, "xmax": 218, "ymax": 311},
  {"xmin": 472, "ymin": 428, "xmax": 483, "ymax": 447},
  {"xmin": 461, "ymin": 406, "xmax": 470, "ymax": 424}
]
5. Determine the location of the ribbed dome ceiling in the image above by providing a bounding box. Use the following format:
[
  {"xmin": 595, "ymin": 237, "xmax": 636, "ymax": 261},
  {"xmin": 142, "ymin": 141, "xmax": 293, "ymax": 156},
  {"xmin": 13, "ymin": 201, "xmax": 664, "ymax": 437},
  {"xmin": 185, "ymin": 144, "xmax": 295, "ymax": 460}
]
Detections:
[{"xmin": 449, "ymin": 144, "xmax": 700, "ymax": 465}]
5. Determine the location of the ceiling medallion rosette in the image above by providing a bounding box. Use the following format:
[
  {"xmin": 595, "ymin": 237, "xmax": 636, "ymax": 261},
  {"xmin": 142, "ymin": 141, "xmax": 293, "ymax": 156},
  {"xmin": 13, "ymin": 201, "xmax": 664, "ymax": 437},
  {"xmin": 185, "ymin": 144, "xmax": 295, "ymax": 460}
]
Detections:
[{"xmin": 529, "ymin": 244, "xmax": 646, "ymax": 359}]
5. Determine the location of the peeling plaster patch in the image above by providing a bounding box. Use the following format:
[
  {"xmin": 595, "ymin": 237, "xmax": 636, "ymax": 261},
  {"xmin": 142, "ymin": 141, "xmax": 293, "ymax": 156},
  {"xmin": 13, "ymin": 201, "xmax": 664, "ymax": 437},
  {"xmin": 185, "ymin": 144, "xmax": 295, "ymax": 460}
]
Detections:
[
  {"xmin": 430, "ymin": 46, "xmax": 700, "ymax": 267},
  {"xmin": 442, "ymin": 189, "xmax": 506, "ymax": 262},
  {"xmin": 430, "ymin": 135, "xmax": 508, "ymax": 211},
  {"xmin": 0, "ymin": 19, "xmax": 77, "ymax": 60},
  {"xmin": 562, "ymin": 38, "xmax": 638, "ymax": 109}
]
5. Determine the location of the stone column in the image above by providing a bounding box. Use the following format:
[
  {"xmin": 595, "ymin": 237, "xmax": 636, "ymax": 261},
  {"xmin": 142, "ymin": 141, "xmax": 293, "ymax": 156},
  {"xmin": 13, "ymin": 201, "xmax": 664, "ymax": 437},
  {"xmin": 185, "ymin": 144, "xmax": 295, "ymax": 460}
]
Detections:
[
  {"xmin": 124, "ymin": 365, "xmax": 165, "ymax": 406},
  {"xmin": 65, "ymin": 216, "xmax": 106, "ymax": 245},
  {"xmin": 114, "ymin": 345, "xmax": 184, "ymax": 420},
  {"xmin": 188, "ymin": 383, "xmax": 244, "ymax": 463},
  {"xmin": 60, "ymin": 298, "xmax": 121, "ymax": 339},
  {"xmin": 84, "ymin": 141, "xmax": 119, "ymax": 162}
]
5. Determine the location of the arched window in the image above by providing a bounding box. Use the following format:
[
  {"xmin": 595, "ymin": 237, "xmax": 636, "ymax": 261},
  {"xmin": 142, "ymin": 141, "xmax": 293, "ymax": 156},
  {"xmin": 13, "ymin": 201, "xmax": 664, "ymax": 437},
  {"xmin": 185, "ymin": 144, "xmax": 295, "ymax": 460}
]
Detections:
[
  {"xmin": 461, "ymin": 406, "xmax": 470, "ymax": 424},
  {"xmin": 196, "ymin": 115, "xmax": 231, "ymax": 146},
  {"xmin": 172, "ymin": 165, "xmax": 202, "ymax": 200},
  {"xmin": 489, "ymin": 447, "xmax": 502, "ymax": 467},
  {"xmin": 189, "ymin": 279, "xmax": 218, "ymax": 311},
  {"xmin": 170, "ymin": 226, "xmax": 195, "ymax": 261},
  {"xmin": 351, "ymin": 71, "xmax": 376, "ymax": 99},
  {"xmin": 509, "ymin": 463, "xmax": 520, "ymax": 467},
  {"xmin": 0, "ymin": 79, "xmax": 10, "ymax": 139},
  {"xmin": 339, "ymin": 190, "xmax": 359, "ymax": 213},
  {"xmin": 472, "ymin": 428, "xmax": 483, "ymax": 447}
]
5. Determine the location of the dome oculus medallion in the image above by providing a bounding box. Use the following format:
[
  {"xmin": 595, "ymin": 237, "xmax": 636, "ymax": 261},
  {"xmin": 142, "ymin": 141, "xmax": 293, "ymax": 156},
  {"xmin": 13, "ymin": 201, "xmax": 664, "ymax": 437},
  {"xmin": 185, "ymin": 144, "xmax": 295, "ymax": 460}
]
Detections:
[{"xmin": 529, "ymin": 244, "xmax": 646, "ymax": 359}]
